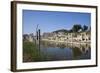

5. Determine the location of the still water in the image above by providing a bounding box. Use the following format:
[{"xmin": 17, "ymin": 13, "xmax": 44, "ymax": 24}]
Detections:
[{"xmin": 37, "ymin": 41, "xmax": 91, "ymax": 61}]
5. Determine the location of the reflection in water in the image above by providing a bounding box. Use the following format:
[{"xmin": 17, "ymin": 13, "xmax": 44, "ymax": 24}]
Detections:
[
  {"xmin": 23, "ymin": 41, "xmax": 91, "ymax": 62},
  {"xmin": 38, "ymin": 41, "xmax": 91, "ymax": 61}
]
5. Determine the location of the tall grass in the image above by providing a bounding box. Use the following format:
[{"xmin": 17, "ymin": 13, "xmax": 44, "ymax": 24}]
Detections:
[{"xmin": 23, "ymin": 41, "xmax": 41, "ymax": 62}]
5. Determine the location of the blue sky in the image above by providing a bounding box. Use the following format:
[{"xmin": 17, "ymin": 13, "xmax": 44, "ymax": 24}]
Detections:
[{"xmin": 23, "ymin": 10, "xmax": 91, "ymax": 35}]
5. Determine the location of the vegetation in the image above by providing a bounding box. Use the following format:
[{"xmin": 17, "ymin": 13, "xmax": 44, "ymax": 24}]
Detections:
[
  {"xmin": 72, "ymin": 24, "xmax": 82, "ymax": 32},
  {"xmin": 82, "ymin": 25, "xmax": 88, "ymax": 31},
  {"xmin": 23, "ymin": 41, "xmax": 41, "ymax": 62},
  {"xmin": 52, "ymin": 24, "xmax": 89, "ymax": 33}
]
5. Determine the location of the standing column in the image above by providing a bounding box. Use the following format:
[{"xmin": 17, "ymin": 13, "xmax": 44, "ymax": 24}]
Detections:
[{"xmin": 38, "ymin": 29, "xmax": 41, "ymax": 50}]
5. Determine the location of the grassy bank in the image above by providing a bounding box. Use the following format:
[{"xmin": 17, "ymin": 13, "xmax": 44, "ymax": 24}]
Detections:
[{"xmin": 23, "ymin": 41, "xmax": 41, "ymax": 62}]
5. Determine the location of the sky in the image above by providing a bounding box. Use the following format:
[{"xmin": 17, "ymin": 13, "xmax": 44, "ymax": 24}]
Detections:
[{"xmin": 23, "ymin": 10, "xmax": 91, "ymax": 35}]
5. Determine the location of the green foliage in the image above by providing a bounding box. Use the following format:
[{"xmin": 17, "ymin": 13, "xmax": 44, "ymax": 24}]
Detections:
[
  {"xmin": 23, "ymin": 41, "xmax": 41, "ymax": 62},
  {"xmin": 52, "ymin": 24, "xmax": 89, "ymax": 33},
  {"xmin": 46, "ymin": 24, "xmax": 89, "ymax": 33},
  {"xmin": 82, "ymin": 25, "xmax": 88, "ymax": 31},
  {"xmin": 72, "ymin": 24, "xmax": 82, "ymax": 32}
]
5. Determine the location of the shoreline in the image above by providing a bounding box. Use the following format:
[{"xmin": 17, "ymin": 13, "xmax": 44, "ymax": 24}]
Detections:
[{"xmin": 41, "ymin": 39, "xmax": 91, "ymax": 44}]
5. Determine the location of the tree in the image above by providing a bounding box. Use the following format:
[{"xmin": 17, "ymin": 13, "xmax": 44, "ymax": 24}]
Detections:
[
  {"xmin": 72, "ymin": 24, "xmax": 82, "ymax": 32},
  {"xmin": 82, "ymin": 25, "xmax": 88, "ymax": 31},
  {"xmin": 89, "ymin": 26, "xmax": 91, "ymax": 31},
  {"xmin": 69, "ymin": 29, "xmax": 73, "ymax": 32}
]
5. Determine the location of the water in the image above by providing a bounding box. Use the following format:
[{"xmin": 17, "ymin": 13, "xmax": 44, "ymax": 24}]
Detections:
[
  {"xmin": 23, "ymin": 41, "xmax": 91, "ymax": 62},
  {"xmin": 37, "ymin": 41, "xmax": 91, "ymax": 61}
]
